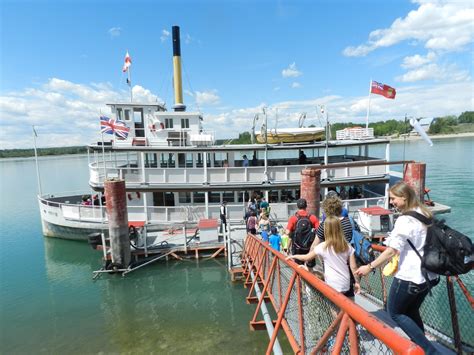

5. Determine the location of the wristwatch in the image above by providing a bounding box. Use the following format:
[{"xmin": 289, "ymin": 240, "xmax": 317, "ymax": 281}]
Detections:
[{"xmin": 369, "ymin": 263, "xmax": 375, "ymax": 270}]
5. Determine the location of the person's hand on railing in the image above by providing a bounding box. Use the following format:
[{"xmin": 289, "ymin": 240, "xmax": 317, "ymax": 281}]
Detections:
[
  {"xmin": 298, "ymin": 264, "xmax": 310, "ymax": 272},
  {"xmin": 354, "ymin": 282, "xmax": 361, "ymax": 294}
]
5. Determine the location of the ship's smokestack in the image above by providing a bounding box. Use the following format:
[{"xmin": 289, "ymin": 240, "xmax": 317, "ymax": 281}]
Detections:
[{"xmin": 172, "ymin": 26, "xmax": 186, "ymax": 112}]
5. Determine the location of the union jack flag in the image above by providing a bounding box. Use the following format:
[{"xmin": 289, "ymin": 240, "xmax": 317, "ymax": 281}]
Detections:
[{"xmin": 100, "ymin": 116, "xmax": 130, "ymax": 139}]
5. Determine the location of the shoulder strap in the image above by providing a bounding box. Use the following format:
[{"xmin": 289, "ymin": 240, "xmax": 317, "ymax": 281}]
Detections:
[
  {"xmin": 407, "ymin": 239, "xmax": 423, "ymax": 260},
  {"xmin": 407, "ymin": 239, "xmax": 435, "ymax": 295},
  {"xmin": 403, "ymin": 211, "xmax": 432, "ymax": 225}
]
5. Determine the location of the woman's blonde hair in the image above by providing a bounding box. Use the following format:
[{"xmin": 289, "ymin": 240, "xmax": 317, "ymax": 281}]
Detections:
[
  {"xmin": 389, "ymin": 181, "xmax": 432, "ymax": 218},
  {"xmin": 324, "ymin": 216, "xmax": 349, "ymax": 254}
]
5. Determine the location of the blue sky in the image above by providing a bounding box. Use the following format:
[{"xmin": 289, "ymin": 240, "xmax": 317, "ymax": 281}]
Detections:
[{"xmin": 1, "ymin": 0, "xmax": 473, "ymax": 149}]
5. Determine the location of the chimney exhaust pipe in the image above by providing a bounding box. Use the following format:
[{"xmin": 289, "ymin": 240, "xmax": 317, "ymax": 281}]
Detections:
[{"xmin": 172, "ymin": 26, "xmax": 186, "ymax": 112}]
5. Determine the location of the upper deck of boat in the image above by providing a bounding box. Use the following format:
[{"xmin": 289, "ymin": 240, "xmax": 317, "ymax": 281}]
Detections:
[{"xmin": 88, "ymin": 138, "xmax": 391, "ymax": 153}]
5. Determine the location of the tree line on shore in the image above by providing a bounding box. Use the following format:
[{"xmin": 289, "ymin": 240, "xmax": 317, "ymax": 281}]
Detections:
[
  {"xmin": 2, "ymin": 112, "xmax": 472, "ymax": 158},
  {"xmin": 228, "ymin": 111, "xmax": 473, "ymax": 144}
]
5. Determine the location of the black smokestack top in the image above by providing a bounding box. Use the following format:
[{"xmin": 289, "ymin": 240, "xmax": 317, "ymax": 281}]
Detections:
[{"xmin": 172, "ymin": 26, "xmax": 181, "ymax": 57}]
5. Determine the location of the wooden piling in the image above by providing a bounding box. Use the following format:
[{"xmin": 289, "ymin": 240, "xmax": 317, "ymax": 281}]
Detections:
[
  {"xmin": 300, "ymin": 168, "xmax": 321, "ymax": 217},
  {"xmin": 105, "ymin": 179, "xmax": 131, "ymax": 268},
  {"xmin": 403, "ymin": 162, "xmax": 426, "ymax": 201}
]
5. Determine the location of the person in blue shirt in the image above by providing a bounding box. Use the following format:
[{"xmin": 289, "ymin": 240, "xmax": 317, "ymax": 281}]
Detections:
[
  {"xmin": 261, "ymin": 230, "xmax": 269, "ymax": 243},
  {"xmin": 269, "ymin": 226, "xmax": 282, "ymax": 251},
  {"xmin": 242, "ymin": 155, "xmax": 249, "ymax": 167}
]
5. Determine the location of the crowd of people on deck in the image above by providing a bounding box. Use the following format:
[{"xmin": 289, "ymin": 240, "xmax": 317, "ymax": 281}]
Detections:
[
  {"xmin": 81, "ymin": 194, "xmax": 106, "ymax": 206},
  {"xmin": 225, "ymin": 182, "xmax": 441, "ymax": 354}
]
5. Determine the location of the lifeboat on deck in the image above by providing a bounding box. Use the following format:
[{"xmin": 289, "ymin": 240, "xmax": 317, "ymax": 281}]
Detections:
[{"xmin": 256, "ymin": 127, "xmax": 325, "ymax": 144}]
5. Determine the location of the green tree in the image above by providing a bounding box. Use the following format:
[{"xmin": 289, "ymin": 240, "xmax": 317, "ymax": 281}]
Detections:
[{"xmin": 458, "ymin": 111, "xmax": 474, "ymax": 124}]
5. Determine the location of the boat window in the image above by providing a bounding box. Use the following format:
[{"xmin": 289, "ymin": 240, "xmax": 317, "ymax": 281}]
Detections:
[
  {"xmin": 181, "ymin": 118, "xmax": 189, "ymax": 129},
  {"xmin": 160, "ymin": 153, "xmax": 176, "ymax": 168},
  {"xmin": 196, "ymin": 153, "xmax": 204, "ymax": 168},
  {"xmin": 165, "ymin": 118, "xmax": 173, "ymax": 129},
  {"xmin": 281, "ymin": 189, "xmax": 297, "ymax": 202},
  {"xmin": 223, "ymin": 191, "xmax": 235, "ymax": 203},
  {"xmin": 194, "ymin": 153, "xmax": 211, "ymax": 168},
  {"xmin": 213, "ymin": 152, "xmax": 227, "ymax": 167},
  {"xmin": 193, "ymin": 192, "xmax": 205, "ymax": 203},
  {"xmin": 209, "ymin": 192, "xmax": 220, "ymax": 203},
  {"xmin": 145, "ymin": 153, "xmax": 157, "ymax": 168},
  {"xmin": 237, "ymin": 191, "xmax": 250, "ymax": 203},
  {"xmin": 116, "ymin": 108, "xmax": 123, "ymax": 120},
  {"xmin": 178, "ymin": 153, "xmax": 186, "ymax": 168},
  {"xmin": 186, "ymin": 153, "xmax": 193, "ymax": 168},
  {"xmin": 268, "ymin": 150, "xmax": 298, "ymax": 162},
  {"xmin": 124, "ymin": 110, "xmax": 131, "ymax": 121},
  {"xmin": 133, "ymin": 108, "xmax": 143, "ymax": 123},
  {"xmin": 164, "ymin": 192, "xmax": 175, "ymax": 206},
  {"xmin": 179, "ymin": 192, "xmax": 191, "ymax": 203}
]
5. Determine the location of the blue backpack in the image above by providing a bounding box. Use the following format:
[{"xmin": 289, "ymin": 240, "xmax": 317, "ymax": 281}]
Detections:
[{"xmin": 349, "ymin": 217, "xmax": 375, "ymax": 265}]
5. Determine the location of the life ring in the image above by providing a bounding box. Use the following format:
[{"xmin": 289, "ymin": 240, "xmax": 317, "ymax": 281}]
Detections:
[{"xmin": 148, "ymin": 118, "xmax": 164, "ymax": 133}]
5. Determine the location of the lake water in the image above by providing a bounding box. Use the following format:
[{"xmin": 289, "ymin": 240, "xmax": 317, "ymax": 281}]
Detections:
[{"xmin": 0, "ymin": 137, "xmax": 472, "ymax": 353}]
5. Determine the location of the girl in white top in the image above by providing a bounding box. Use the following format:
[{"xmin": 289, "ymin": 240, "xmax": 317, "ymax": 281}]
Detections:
[{"xmin": 288, "ymin": 216, "xmax": 360, "ymax": 298}]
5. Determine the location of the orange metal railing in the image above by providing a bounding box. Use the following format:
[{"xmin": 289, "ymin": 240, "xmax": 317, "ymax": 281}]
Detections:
[
  {"xmin": 241, "ymin": 234, "xmax": 424, "ymax": 355},
  {"xmin": 367, "ymin": 244, "xmax": 473, "ymax": 353}
]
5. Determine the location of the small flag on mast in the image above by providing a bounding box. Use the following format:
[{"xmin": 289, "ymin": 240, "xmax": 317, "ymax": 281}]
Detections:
[
  {"xmin": 370, "ymin": 81, "xmax": 396, "ymax": 99},
  {"xmin": 122, "ymin": 51, "xmax": 131, "ymax": 72}
]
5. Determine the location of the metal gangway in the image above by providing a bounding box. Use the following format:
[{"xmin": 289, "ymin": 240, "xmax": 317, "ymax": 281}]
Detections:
[{"xmin": 240, "ymin": 234, "xmax": 473, "ymax": 354}]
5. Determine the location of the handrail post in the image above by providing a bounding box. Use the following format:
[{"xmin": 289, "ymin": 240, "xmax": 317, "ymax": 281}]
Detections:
[{"xmin": 446, "ymin": 277, "xmax": 463, "ymax": 354}]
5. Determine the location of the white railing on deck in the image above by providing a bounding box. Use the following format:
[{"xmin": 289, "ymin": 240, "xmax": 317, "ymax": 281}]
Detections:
[
  {"xmin": 42, "ymin": 196, "xmax": 386, "ymax": 225},
  {"xmin": 89, "ymin": 162, "xmax": 387, "ymax": 186}
]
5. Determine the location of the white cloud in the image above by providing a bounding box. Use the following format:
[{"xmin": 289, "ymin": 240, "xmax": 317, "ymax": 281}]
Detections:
[
  {"xmin": 401, "ymin": 52, "xmax": 436, "ymax": 69},
  {"xmin": 0, "ymin": 78, "xmax": 164, "ymax": 149},
  {"xmin": 282, "ymin": 62, "xmax": 302, "ymax": 78},
  {"xmin": 291, "ymin": 82, "xmax": 301, "ymax": 88},
  {"xmin": 343, "ymin": 2, "xmax": 474, "ymax": 57},
  {"xmin": 1, "ymin": 77, "xmax": 472, "ymax": 149},
  {"xmin": 108, "ymin": 27, "xmax": 121, "ymax": 38},
  {"xmin": 200, "ymin": 78, "xmax": 472, "ymax": 140},
  {"xmin": 396, "ymin": 63, "xmax": 470, "ymax": 82},
  {"xmin": 195, "ymin": 90, "xmax": 220, "ymax": 105},
  {"xmin": 132, "ymin": 85, "xmax": 161, "ymax": 103},
  {"xmin": 160, "ymin": 29, "xmax": 170, "ymax": 42}
]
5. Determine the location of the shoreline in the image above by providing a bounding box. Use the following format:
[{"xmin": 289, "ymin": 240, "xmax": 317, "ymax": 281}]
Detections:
[{"xmin": 388, "ymin": 132, "xmax": 474, "ymax": 142}]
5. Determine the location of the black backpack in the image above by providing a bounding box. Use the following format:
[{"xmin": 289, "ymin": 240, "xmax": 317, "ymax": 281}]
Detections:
[
  {"xmin": 404, "ymin": 211, "xmax": 474, "ymax": 276},
  {"xmin": 293, "ymin": 213, "xmax": 315, "ymax": 252}
]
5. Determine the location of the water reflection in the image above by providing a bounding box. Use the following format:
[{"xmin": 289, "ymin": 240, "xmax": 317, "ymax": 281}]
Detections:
[{"xmin": 42, "ymin": 237, "xmax": 272, "ymax": 353}]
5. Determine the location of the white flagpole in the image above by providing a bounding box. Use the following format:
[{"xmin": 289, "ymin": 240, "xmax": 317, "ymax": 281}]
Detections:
[
  {"xmin": 101, "ymin": 132, "xmax": 107, "ymax": 179},
  {"xmin": 32, "ymin": 125, "xmax": 43, "ymax": 196},
  {"xmin": 128, "ymin": 66, "xmax": 132, "ymax": 103},
  {"xmin": 365, "ymin": 79, "xmax": 372, "ymax": 130}
]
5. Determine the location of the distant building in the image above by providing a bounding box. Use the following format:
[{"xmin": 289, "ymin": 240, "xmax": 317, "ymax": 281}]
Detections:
[{"xmin": 336, "ymin": 127, "xmax": 374, "ymax": 140}]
